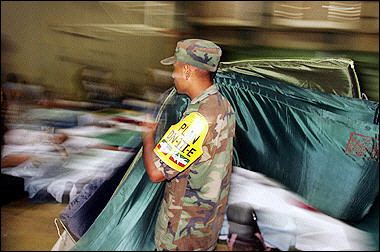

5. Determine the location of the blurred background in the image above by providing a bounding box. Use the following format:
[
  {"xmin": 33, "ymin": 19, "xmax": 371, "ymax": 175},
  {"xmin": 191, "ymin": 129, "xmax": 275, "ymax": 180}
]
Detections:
[
  {"xmin": 1, "ymin": 1, "xmax": 379, "ymax": 103},
  {"xmin": 1, "ymin": 2, "xmax": 379, "ymax": 250}
]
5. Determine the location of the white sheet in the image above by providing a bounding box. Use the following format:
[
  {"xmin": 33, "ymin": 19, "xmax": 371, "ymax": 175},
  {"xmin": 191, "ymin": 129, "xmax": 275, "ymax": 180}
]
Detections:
[{"xmin": 223, "ymin": 166, "xmax": 375, "ymax": 251}]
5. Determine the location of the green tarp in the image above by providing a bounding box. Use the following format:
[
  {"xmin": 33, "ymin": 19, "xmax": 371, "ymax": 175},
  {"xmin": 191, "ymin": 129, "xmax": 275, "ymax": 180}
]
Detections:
[
  {"xmin": 71, "ymin": 89, "xmax": 185, "ymax": 251},
  {"xmin": 214, "ymin": 71, "xmax": 378, "ymax": 221},
  {"xmin": 71, "ymin": 58, "xmax": 378, "ymax": 251},
  {"xmin": 218, "ymin": 58, "xmax": 362, "ymax": 98}
]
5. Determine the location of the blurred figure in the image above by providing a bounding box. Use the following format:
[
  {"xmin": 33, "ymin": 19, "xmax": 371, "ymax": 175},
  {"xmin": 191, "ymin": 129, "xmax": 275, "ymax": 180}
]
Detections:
[
  {"xmin": 225, "ymin": 166, "xmax": 376, "ymax": 251},
  {"xmin": 1, "ymin": 129, "xmax": 69, "ymax": 168},
  {"xmin": 1, "ymin": 54, "xmax": 28, "ymax": 204},
  {"xmin": 2, "ymin": 72, "xmax": 45, "ymax": 125}
]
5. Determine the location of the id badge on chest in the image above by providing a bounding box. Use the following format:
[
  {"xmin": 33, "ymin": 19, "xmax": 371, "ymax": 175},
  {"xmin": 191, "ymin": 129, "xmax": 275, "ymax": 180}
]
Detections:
[{"xmin": 154, "ymin": 112, "xmax": 209, "ymax": 172}]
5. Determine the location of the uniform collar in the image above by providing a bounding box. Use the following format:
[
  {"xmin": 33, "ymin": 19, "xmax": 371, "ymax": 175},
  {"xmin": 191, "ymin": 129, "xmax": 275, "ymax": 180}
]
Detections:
[{"xmin": 190, "ymin": 84, "xmax": 218, "ymax": 104}]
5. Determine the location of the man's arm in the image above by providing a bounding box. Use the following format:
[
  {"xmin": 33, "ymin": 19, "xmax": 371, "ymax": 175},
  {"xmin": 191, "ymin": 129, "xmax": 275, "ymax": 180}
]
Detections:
[
  {"xmin": 1, "ymin": 154, "xmax": 38, "ymax": 168},
  {"xmin": 141, "ymin": 123, "xmax": 166, "ymax": 183}
]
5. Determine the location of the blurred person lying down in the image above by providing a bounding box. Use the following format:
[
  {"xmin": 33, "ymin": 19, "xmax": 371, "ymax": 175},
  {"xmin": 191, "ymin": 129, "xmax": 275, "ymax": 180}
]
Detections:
[
  {"xmin": 1, "ymin": 128, "xmax": 131, "ymax": 169},
  {"xmin": 1, "ymin": 129, "xmax": 69, "ymax": 168},
  {"xmin": 1, "ymin": 127, "xmax": 138, "ymax": 203}
]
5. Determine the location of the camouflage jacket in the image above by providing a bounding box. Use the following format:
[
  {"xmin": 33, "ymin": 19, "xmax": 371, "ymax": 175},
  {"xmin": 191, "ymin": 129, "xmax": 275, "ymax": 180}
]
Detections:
[{"xmin": 153, "ymin": 84, "xmax": 236, "ymax": 251}]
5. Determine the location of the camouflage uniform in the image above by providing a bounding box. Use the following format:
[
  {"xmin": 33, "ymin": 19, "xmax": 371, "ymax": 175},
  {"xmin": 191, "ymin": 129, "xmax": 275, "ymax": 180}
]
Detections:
[{"xmin": 153, "ymin": 84, "xmax": 236, "ymax": 251}]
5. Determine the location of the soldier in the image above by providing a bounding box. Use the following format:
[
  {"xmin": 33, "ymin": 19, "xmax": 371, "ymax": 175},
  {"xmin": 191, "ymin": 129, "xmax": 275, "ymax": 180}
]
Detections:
[{"xmin": 142, "ymin": 38, "xmax": 236, "ymax": 251}]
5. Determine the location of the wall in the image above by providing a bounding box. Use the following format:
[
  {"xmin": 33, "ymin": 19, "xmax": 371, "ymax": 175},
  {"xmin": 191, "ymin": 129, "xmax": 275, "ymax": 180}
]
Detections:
[
  {"xmin": 1, "ymin": 1, "xmax": 180, "ymax": 101},
  {"xmin": 1, "ymin": 1, "xmax": 379, "ymax": 101},
  {"xmin": 185, "ymin": 1, "xmax": 379, "ymax": 101}
]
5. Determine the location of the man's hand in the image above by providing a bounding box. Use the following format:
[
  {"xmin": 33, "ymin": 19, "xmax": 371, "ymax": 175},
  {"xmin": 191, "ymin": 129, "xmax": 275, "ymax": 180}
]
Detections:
[
  {"xmin": 139, "ymin": 117, "xmax": 166, "ymax": 183},
  {"xmin": 138, "ymin": 113, "xmax": 158, "ymax": 143},
  {"xmin": 139, "ymin": 120, "xmax": 158, "ymax": 142}
]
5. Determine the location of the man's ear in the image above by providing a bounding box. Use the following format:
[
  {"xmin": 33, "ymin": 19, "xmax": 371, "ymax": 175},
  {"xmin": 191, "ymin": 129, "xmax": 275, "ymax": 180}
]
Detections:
[
  {"xmin": 183, "ymin": 63, "xmax": 190, "ymax": 72},
  {"xmin": 184, "ymin": 63, "xmax": 191, "ymax": 80}
]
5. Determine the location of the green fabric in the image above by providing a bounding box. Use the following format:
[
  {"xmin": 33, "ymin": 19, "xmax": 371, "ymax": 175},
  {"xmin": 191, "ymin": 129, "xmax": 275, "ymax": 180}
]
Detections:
[
  {"xmin": 71, "ymin": 157, "xmax": 164, "ymax": 251},
  {"xmin": 214, "ymin": 71, "xmax": 378, "ymax": 221},
  {"xmin": 71, "ymin": 89, "xmax": 188, "ymax": 251},
  {"xmin": 71, "ymin": 58, "xmax": 378, "ymax": 250},
  {"xmin": 219, "ymin": 58, "xmax": 361, "ymax": 98},
  {"xmin": 221, "ymin": 46, "xmax": 379, "ymax": 102},
  {"xmin": 91, "ymin": 129, "xmax": 140, "ymax": 147},
  {"xmin": 349, "ymin": 197, "xmax": 379, "ymax": 250}
]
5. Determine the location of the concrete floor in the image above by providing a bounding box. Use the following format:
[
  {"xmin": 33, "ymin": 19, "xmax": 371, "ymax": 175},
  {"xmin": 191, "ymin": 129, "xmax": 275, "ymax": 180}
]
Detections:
[
  {"xmin": 1, "ymin": 198, "xmax": 67, "ymax": 251},
  {"xmin": 1, "ymin": 197, "xmax": 230, "ymax": 251}
]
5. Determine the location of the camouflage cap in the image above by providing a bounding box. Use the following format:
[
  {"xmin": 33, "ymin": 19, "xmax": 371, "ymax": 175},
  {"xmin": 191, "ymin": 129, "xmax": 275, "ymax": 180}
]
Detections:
[{"xmin": 160, "ymin": 39, "xmax": 222, "ymax": 72}]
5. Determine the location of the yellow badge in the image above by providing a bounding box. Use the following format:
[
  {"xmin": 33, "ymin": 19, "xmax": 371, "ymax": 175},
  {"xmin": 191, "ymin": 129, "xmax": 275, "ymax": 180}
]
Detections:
[{"xmin": 154, "ymin": 112, "xmax": 209, "ymax": 172}]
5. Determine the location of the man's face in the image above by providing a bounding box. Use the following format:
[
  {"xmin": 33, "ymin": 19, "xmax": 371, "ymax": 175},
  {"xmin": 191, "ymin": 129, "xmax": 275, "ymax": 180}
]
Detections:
[{"xmin": 172, "ymin": 62, "xmax": 187, "ymax": 94}]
